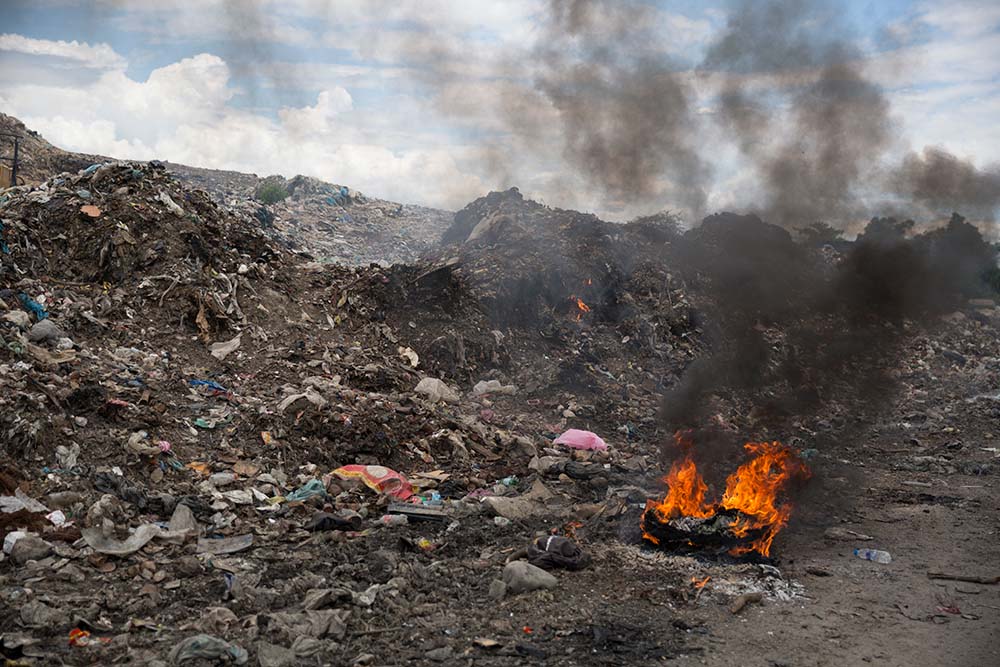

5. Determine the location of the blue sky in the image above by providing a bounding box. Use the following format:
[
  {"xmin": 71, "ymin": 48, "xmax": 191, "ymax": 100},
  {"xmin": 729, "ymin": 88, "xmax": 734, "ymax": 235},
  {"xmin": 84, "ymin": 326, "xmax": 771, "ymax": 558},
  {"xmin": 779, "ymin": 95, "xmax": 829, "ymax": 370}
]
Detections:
[{"xmin": 1, "ymin": 0, "xmax": 998, "ymax": 223}]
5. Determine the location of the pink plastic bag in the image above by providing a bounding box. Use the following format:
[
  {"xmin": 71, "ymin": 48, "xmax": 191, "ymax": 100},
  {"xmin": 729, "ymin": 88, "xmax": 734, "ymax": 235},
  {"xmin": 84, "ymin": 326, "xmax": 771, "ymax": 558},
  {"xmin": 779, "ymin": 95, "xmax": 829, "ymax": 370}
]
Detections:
[{"xmin": 553, "ymin": 429, "xmax": 608, "ymax": 451}]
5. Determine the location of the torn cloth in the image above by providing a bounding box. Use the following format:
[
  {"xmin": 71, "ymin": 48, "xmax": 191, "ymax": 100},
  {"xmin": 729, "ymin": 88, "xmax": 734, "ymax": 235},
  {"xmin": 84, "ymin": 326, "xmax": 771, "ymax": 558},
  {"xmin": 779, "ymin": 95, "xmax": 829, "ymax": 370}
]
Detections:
[{"xmin": 527, "ymin": 535, "xmax": 591, "ymax": 571}]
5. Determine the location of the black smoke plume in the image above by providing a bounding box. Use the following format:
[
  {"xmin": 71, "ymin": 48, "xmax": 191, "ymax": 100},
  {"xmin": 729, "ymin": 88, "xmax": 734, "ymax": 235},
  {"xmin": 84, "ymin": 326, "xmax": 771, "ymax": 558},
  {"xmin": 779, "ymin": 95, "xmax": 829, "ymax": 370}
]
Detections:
[
  {"xmin": 702, "ymin": 0, "xmax": 894, "ymax": 227},
  {"xmin": 402, "ymin": 0, "xmax": 710, "ymax": 217},
  {"xmin": 661, "ymin": 211, "xmax": 996, "ymax": 438},
  {"xmin": 890, "ymin": 148, "xmax": 1000, "ymax": 224}
]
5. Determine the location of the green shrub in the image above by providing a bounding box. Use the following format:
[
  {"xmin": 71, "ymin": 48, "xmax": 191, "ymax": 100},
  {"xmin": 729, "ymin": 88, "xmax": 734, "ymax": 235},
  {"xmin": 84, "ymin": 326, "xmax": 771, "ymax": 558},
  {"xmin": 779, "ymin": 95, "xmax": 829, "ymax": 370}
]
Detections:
[{"xmin": 256, "ymin": 181, "xmax": 288, "ymax": 204}]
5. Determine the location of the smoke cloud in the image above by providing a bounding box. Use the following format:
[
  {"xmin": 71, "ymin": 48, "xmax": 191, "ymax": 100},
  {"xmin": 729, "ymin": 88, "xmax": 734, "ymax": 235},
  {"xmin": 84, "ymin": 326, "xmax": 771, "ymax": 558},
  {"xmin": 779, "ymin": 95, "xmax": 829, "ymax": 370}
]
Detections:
[
  {"xmin": 660, "ymin": 211, "xmax": 996, "ymax": 439},
  {"xmin": 530, "ymin": 0, "xmax": 710, "ymax": 214},
  {"xmin": 398, "ymin": 0, "xmax": 711, "ymax": 218},
  {"xmin": 890, "ymin": 147, "xmax": 1000, "ymax": 223},
  {"xmin": 702, "ymin": 0, "xmax": 895, "ymax": 227}
]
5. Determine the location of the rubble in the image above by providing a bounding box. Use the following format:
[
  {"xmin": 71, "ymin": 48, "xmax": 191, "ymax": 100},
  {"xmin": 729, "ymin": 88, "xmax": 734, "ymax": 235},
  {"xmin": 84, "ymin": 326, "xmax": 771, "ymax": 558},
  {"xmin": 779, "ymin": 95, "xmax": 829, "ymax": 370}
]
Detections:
[{"xmin": 501, "ymin": 560, "xmax": 559, "ymax": 595}]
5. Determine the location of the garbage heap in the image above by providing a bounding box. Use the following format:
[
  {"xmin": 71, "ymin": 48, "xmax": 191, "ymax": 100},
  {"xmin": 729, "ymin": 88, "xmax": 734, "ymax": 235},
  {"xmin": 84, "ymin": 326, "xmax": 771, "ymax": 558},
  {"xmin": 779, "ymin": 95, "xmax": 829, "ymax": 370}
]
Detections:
[
  {"xmin": 2, "ymin": 155, "xmax": 999, "ymax": 665},
  {"xmin": 1, "ymin": 160, "xmax": 696, "ymax": 664},
  {"xmin": 167, "ymin": 165, "xmax": 454, "ymax": 266}
]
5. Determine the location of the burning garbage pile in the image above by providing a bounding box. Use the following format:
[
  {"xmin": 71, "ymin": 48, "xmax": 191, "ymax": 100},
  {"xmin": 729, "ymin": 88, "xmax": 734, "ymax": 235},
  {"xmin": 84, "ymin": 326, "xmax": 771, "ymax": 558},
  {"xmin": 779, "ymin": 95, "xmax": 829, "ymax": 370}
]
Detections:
[{"xmin": 641, "ymin": 433, "xmax": 810, "ymax": 557}]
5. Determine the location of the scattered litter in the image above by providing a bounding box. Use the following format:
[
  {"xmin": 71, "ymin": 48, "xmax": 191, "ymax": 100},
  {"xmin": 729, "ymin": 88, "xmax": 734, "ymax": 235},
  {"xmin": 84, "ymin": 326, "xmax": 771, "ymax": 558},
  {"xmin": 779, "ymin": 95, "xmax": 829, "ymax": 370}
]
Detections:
[
  {"xmin": 854, "ymin": 548, "xmax": 892, "ymax": 564},
  {"xmin": 286, "ymin": 479, "xmax": 327, "ymax": 503},
  {"xmin": 824, "ymin": 527, "xmax": 874, "ymax": 541},
  {"xmin": 414, "ymin": 377, "xmax": 460, "ymax": 403},
  {"xmin": 81, "ymin": 524, "xmax": 163, "ymax": 556},
  {"xmin": 927, "ymin": 571, "xmax": 1000, "ymax": 585},
  {"xmin": 527, "ymin": 535, "xmax": 591, "ymax": 570},
  {"xmin": 729, "ymin": 591, "xmax": 764, "ymax": 614}
]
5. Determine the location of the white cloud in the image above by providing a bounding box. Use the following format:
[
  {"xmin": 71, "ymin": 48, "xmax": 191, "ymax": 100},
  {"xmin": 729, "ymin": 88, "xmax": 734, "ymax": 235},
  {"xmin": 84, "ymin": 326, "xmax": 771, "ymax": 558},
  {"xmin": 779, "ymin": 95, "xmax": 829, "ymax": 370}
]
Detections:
[
  {"xmin": 915, "ymin": 0, "xmax": 1000, "ymax": 38},
  {"xmin": 278, "ymin": 88, "xmax": 353, "ymax": 135},
  {"xmin": 21, "ymin": 115, "xmax": 153, "ymax": 158},
  {"xmin": 0, "ymin": 33, "xmax": 125, "ymax": 69},
  {"xmin": 2, "ymin": 49, "xmax": 485, "ymax": 208}
]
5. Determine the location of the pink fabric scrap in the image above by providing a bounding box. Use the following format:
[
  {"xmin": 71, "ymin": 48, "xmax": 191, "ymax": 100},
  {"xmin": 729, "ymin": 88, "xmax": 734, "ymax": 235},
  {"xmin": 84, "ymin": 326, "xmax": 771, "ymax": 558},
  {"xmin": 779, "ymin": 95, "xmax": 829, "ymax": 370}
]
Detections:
[{"xmin": 553, "ymin": 429, "xmax": 608, "ymax": 451}]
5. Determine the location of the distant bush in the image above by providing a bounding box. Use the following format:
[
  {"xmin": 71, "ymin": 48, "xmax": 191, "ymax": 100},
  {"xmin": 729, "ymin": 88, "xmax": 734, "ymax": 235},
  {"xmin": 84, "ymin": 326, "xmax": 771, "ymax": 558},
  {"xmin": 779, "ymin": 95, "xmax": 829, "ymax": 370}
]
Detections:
[
  {"xmin": 256, "ymin": 181, "xmax": 288, "ymax": 204},
  {"xmin": 628, "ymin": 211, "xmax": 682, "ymax": 239},
  {"xmin": 796, "ymin": 221, "xmax": 843, "ymax": 247}
]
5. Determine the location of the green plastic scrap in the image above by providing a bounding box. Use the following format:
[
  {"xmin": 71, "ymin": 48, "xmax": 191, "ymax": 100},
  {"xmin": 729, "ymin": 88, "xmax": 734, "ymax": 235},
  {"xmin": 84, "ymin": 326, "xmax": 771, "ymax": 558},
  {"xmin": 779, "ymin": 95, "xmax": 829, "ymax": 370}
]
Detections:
[
  {"xmin": 285, "ymin": 478, "xmax": 327, "ymax": 503},
  {"xmin": 193, "ymin": 415, "xmax": 233, "ymax": 429}
]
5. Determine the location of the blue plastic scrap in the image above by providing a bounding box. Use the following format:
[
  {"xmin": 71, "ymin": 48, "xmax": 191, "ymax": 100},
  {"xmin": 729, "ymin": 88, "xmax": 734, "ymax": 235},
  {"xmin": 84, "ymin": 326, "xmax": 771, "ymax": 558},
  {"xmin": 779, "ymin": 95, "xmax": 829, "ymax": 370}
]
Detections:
[
  {"xmin": 18, "ymin": 293, "xmax": 48, "ymax": 320},
  {"xmin": 188, "ymin": 379, "xmax": 229, "ymax": 393}
]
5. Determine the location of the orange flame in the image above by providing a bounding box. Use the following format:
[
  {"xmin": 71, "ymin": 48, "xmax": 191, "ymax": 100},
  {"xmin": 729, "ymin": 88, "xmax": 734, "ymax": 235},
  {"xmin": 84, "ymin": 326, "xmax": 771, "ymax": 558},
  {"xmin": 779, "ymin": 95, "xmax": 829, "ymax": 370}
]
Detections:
[
  {"xmin": 721, "ymin": 441, "xmax": 810, "ymax": 555},
  {"xmin": 571, "ymin": 296, "xmax": 591, "ymax": 321},
  {"xmin": 691, "ymin": 575, "xmax": 711, "ymax": 589},
  {"xmin": 642, "ymin": 434, "xmax": 809, "ymax": 556}
]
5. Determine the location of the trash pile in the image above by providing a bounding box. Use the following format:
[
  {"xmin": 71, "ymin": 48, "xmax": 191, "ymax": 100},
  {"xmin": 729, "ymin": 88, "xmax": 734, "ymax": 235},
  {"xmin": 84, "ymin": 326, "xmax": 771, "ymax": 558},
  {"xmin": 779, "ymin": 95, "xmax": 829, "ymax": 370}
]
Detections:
[
  {"xmin": 2, "ymin": 119, "xmax": 999, "ymax": 664},
  {"xmin": 168, "ymin": 165, "xmax": 453, "ymax": 266},
  {"xmin": 0, "ymin": 156, "xmax": 694, "ymax": 664}
]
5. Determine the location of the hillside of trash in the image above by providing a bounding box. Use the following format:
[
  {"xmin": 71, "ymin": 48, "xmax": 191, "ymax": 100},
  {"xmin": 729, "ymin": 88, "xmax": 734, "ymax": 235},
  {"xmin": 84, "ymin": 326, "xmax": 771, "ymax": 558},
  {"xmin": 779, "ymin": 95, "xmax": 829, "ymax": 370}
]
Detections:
[{"xmin": 1, "ymin": 118, "xmax": 998, "ymax": 666}]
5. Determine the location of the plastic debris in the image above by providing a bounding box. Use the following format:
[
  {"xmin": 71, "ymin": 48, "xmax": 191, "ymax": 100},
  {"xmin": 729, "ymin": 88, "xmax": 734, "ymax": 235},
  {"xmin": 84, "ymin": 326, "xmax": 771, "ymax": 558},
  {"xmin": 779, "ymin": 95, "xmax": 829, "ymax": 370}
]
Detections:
[
  {"xmin": 332, "ymin": 464, "xmax": 414, "ymax": 500},
  {"xmin": 18, "ymin": 292, "xmax": 48, "ymax": 320},
  {"xmin": 285, "ymin": 478, "xmax": 327, "ymax": 503},
  {"xmin": 209, "ymin": 334, "xmax": 241, "ymax": 360},
  {"xmin": 414, "ymin": 377, "xmax": 460, "ymax": 403},
  {"xmin": 188, "ymin": 379, "xmax": 230, "ymax": 394},
  {"xmin": 168, "ymin": 634, "xmax": 248, "ymax": 665},
  {"xmin": 854, "ymin": 548, "xmax": 892, "ymax": 564},
  {"xmin": 553, "ymin": 428, "xmax": 608, "ymax": 451},
  {"xmin": 158, "ymin": 190, "xmax": 185, "ymax": 217},
  {"xmin": 196, "ymin": 534, "xmax": 254, "ymax": 555},
  {"xmin": 81, "ymin": 524, "xmax": 163, "ymax": 556}
]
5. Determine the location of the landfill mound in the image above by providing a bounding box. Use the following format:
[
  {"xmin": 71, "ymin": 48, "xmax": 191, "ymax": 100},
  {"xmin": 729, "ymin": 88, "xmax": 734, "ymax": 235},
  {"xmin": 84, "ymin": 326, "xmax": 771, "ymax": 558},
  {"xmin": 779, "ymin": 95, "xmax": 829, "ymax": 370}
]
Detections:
[
  {"xmin": 167, "ymin": 166, "xmax": 453, "ymax": 266},
  {"xmin": 1, "ymin": 128, "xmax": 999, "ymax": 665},
  {"xmin": 437, "ymin": 189, "xmax": 686, "ymax": 331},
  {"xmin": 0, "ymin": 114, "xmax": 451, "ymax": 266},
  {"xmin": 0, "ymin": 138, "xmax": 715, "ymax": 664},
  {"xmin": 0, "ymin": 150, "xmax": 695, "ymax": 664}
]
